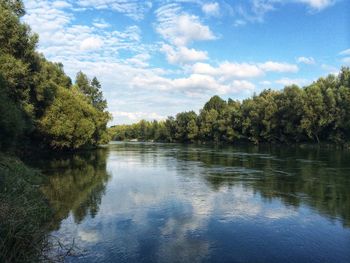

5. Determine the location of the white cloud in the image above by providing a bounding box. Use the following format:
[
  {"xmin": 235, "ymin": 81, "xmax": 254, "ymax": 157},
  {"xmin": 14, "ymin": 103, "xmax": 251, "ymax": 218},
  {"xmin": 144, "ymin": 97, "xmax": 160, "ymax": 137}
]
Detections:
[
  {"xmin": 259, "ymin": 61, "xmax": 299, "ymax": 73},
  {"xmin": 92, "ymin": 18, "xmax": 110, "ymax": 29},
  {"xmin": 52, "ymin": 1, "xmax": 72, "ymax": 8},
  {"xmin": 297, "ymin": 56, "xmax": 315, "ymax": 64},
  {"xmin": 24, "ymin": 1, "xmax": 145, "ymax": 63},
  {"xmin": 155, "ymin": 4, "xmax": 216, "ymax": 46},
  {"xmin": 131, "ymin": 72, "xmax": 255, "ymax": 97},
  {"xmin": 173, "ymin": 74, "xmax": 253, "ymax": 95},
  {"xmin": 234, "ymin": 19, "xmax": 247, "ymax": 27},
  {"xmin": 235, "ymin": 0, "xmax": 276, "ymax": 24},
  {"xmin": 75, "ymin": 0, "xmax": 152, "ymax": 20},
  {"xmin": 202, "ymin": 2, "xmax": 220, "ymax": 16},
  {"xmin": 192, "ymin": 62, "xmax": 264, "ymax": 79},
  {"xmin": 161, "ymin": 44, "xmax": 208, "ymax": 65},
  {"xmin": 260, "ymin": 80, "xmax": 272, "ymax": 85},
  {"xmin": 192, "ymin": 60, "xmax": 299, "ymax": 79},
  {"xmin": 124, "ymin": 53, "xmax": 151, "ymax": 68},
  {"xmin": 24, "ymin": 0, "xmax": 72, "ymax": 33},
  {"xmin": 339, "ymin": 49, "xmax": 350, "ymax": 56},
  {"xmin": 321, "ymin": 64, "xmax": 340, "ymax": 75},
  {"xmin": 342, "ymin": 57, "xmax": 350, "ymax": 64},
  {"xmin": 80, "ymin": 37, "xmax": 104, "ymax": 50},
  {"xmin": 297, "ymin": 0, "xmax": 335, "ymax": 10},
  {"xmin": 230, "ymin": 0, "xmax": 336, "ymax": 26},
  {"xmin": 275, "ymin": 78, "xmax": 310, "ymax": 86},
  {"xmin": 111, "ymin": 111, "xmax": 165, "ymax": 122}
]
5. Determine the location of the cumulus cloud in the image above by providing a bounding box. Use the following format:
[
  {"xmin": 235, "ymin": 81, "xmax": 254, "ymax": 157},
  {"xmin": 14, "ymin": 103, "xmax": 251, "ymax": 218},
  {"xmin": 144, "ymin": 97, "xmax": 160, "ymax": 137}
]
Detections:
[
  {"xmin": 297, "ymin": 56, "xmax": 315, "ymax": 64},
  {"xmin": 155, "ymin": 4, "xmax": 216, "ymax": 46},
  {"xmin": 192, "ymin": 62, "xmax": 263, "ymax": 79},
  {"xmin": 173, "ymin": 74, "xmax": 254, "ymax": 95},
  {"xmin": 161, "ymin": 44, "xmax": 208, "ymax": 65},
  {"xmin": 339, "ymin": 49, "xmax": 350, "ymax": 56},
  {"xmin": 202, "ymin": 2, "xmax": 220, "ymax": 16},
  {"xmin": 297, "ymin": 0, "xmax": 335, "ymax": 10},
  {"xmin": 342, "ymin": 57, "xmax": 350, "ymax": 64},
  {"xmin": 24, "ymin": 0, "xmax": 72, "ymax": 33},
  {"xmin": 24, "ymin": 1, "xmax": 144, "ymax": 63},
  {"xmin": 130, "ymin": 71, "xmax": 255, "ymax": 97},
  {"xmin": 228, "ymin": 0, "xmax": 336, "ymax": 26},
  {"xmin": 52, "ymin": 1, "xmax": 72, "ymax": 8},
  {"xmin": 74, "ymin": 0, "xmax": 152, "ymax": 20},
  {"xmin": 80, "ymin": 37, "xmax": 104, "ymax": 50},
  {"xmin": 275, "ymin": 78, "xmax": 310, "ymax": 86},
  {"xmin": 192, "ymin": 60, "xmax": 299, "ymax": 79},
  {"xmin": 124, "ymin": 53, "xmax": 151, "ymax": 68},
  {"xmin": 111, "ymin": 111, "xmax": 165, "ymax": 122},
  {"xmin": 260, "ymin": 80, "xmax": 272, "ymax": 85},
  {"xmin": 259, "ymin": 61, "xmax": 299, "ymax": 73},
  {"xmin": 92, "ymin": 18, "xmax": 110, "ymax": 29}
]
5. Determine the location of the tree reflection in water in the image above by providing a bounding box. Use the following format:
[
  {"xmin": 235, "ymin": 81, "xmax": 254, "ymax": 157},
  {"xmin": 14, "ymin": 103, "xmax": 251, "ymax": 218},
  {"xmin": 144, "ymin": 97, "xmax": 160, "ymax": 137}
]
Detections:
[
  {"xmin": 112, "ymin": 143, "xmax": 350, "ymax": 227},
  {"xmin": 38, "ymin": 149, "xmax": 111, "ymax": 229}
]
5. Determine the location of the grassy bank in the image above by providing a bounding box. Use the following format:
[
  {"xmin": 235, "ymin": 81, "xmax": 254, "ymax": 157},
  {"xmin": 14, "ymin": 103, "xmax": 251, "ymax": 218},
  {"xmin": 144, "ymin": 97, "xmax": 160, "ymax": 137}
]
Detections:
[{"xmin": 0, "ymin": 154, "xmax": 52, "ymax": 263}]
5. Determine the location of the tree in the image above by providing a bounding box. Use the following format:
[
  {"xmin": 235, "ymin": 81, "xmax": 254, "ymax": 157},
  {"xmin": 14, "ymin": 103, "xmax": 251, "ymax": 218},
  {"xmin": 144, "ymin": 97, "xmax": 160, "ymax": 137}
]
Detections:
[
  {"xmin": 175, "ymin": 111, "xmax": 198, "ymax": 142},
  {"xmin": 0, "ymin": 0, "xmax": 25, "ymax": 17},
  {"xmin": 76, "ymin": 71, "xmax": 93, "ymax": 97},
  {"xmin": 90, "ymin": 77, "xmax": 107, "ymax": 111},
  {"xmin": 301, "ymin": 82, "xmax": 331, "ymax": 143},
  {"xmin": 39, "ymin": 87, "xmax": 105, "ymax": 149},
  {"xmin": 109, "ymin": 68, "xmax": 350, "ymax": 145},
  {"xmin": 218, "ymin": 99, "xmax": 241, "ymax": 142},
  {"xmin": 199, "ymin": 109, "xmax": 219, "ymax": 142},
  {"xmin": 76, "ymin": 73, "xmax": 107, "ymax": 111},
  {"xmin": 0, "ymin": 0, "xmax": 111, "ymax": 151},
  {"xmin": 0, "ymin": 76, "xmax": 26, "ymax": 149},
  {"xmin": 275, "ymin": 85, "xmax": 305, "ymax": 142},
  {"xmin": 203, "ymin": 95, "xmax": 227, "ymax": 113}
]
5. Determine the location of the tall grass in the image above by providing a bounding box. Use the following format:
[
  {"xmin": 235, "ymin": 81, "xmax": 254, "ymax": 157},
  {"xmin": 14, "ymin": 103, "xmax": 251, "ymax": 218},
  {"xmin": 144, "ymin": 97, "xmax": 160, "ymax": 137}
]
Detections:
[{"xmin": 0, "ymin": 154, "xmax": 53, "ymax": 262}]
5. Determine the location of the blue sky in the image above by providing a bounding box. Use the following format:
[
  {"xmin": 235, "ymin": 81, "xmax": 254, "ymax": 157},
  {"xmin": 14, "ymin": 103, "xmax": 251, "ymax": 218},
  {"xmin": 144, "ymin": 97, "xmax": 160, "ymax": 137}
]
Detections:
[{"xmin": 23, "ymin": 0, "xmax": 350, "ymax": 125}]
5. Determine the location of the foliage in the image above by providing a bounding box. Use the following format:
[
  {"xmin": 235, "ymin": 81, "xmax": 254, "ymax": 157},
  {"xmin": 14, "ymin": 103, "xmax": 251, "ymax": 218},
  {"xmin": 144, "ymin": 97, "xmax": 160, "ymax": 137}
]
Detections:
[
  {"xmin": 0, "ymin": 154, "xmax": 52, "ymax": 263},
  {"xmin": 110, "ymin": 67, "xmax": 350, "ymax": 145},
  {"xmin": 0, "ymin": 0, "xmax": 110, "ymax": 151},
  {"xmin": 39, "ymin": 87, "xmax": 96, "ymax": 149}
]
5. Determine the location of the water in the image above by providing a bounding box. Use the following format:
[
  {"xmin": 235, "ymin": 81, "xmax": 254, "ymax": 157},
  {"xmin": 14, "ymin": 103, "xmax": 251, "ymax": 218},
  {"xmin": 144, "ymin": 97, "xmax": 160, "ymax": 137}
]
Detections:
[{"xmin": 35, "ymin": 142, "xmax": 350, "ymax": 262}]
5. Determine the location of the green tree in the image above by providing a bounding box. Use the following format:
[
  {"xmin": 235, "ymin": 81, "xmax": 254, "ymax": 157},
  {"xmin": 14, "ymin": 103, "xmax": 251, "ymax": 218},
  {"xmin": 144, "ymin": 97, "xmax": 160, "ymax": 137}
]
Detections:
[
  {"xmin": 0, "ymin": 76, "xmax": 26, "ymax": 149},
  {"xmin": 90, "ymin": 77, "xmax": 107, "ymax": 111},
  {"xmin": 203, "ymin": 95, "xmax": 227, "ymax": 113},
  {"xmin": 39, "ymin": 87, "xmax": 104, "ymax": 149},
  {"xmin": 174, "ymin": 111, "xmax": 198, "ymax": 142},
  {"xmin": 199, "ymin": 109, "xmax": 219, "ymax": 142}
]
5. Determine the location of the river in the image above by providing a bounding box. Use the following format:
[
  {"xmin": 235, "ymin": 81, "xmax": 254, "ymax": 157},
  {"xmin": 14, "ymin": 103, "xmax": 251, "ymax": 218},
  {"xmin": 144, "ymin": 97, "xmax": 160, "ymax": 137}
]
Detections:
[{"xmin": 33, "ymin": 142, "xmax": 350, "ymax": 262}]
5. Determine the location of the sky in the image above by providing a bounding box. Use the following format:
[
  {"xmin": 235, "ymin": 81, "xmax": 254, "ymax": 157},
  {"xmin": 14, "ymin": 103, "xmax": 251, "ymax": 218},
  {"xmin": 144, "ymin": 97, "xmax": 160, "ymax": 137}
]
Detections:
[{"xmin": 22, "ymin": 0, "xmax": 350, "ymax": 125}]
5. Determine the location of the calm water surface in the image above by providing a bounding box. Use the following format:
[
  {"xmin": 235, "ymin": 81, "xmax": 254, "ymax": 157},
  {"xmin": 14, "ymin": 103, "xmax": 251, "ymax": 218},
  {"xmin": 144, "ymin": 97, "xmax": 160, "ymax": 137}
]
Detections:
[{"xmin": 36, "ymin": 142, "xmax": 350, "ymax": 262}]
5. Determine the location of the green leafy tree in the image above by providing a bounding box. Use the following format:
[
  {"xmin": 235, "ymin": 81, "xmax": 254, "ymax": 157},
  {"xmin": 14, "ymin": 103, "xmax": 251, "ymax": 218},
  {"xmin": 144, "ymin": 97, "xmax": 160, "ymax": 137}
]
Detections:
[
  {"xmin": 39, "ymin": 87, "xmax": 104, "ymax": 149},
  {"xmin": 90, "ymin": 77, "xmax": 107, "ymax": 111},
  {"xmin": 110, "ymin": 69, "xmax": 350, "ymax": 145},
  {"xmin": 199, "ymin": 109, "xmax": 219, "ymax": 142}
]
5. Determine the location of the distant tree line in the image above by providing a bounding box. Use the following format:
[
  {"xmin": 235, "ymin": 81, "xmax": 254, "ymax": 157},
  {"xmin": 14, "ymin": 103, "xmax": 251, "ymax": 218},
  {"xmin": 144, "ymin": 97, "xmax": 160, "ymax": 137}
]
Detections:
[
  {"xmin": 0, "ymin": 0, "xmax": 111, "ymax": 151},
  {"xmin": 110, "ymin": 67, "xmax": 350, "ymax": 145}
]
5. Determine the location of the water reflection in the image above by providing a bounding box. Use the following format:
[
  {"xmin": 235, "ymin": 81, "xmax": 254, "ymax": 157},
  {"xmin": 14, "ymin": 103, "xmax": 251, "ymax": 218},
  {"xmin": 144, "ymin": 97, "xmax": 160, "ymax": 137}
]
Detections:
[
  {"xmin": 38, "ymin": 143, "xmax": 350, "ymax": 263},
  {"xmin": 37, "ymin": 150, "xmax": 111, "ymax": 229}
]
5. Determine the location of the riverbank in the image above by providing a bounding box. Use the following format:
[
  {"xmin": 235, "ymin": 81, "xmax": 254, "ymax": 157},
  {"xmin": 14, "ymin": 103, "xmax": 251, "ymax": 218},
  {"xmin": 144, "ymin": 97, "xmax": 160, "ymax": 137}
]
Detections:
[{"xmin": 0, "ymin": 154, "xmax": 52, "ymax": 263}]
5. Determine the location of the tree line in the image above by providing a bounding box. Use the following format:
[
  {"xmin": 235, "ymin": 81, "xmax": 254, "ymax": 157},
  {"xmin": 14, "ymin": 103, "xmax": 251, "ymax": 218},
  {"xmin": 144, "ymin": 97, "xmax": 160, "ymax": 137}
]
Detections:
[
  {"xmin": 110, "ymin": 67, "xmax": 350, "ymax": 145},
  {"xmin": 0, "ymin": 0, "xmax": 110, "ymax": 151}
]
